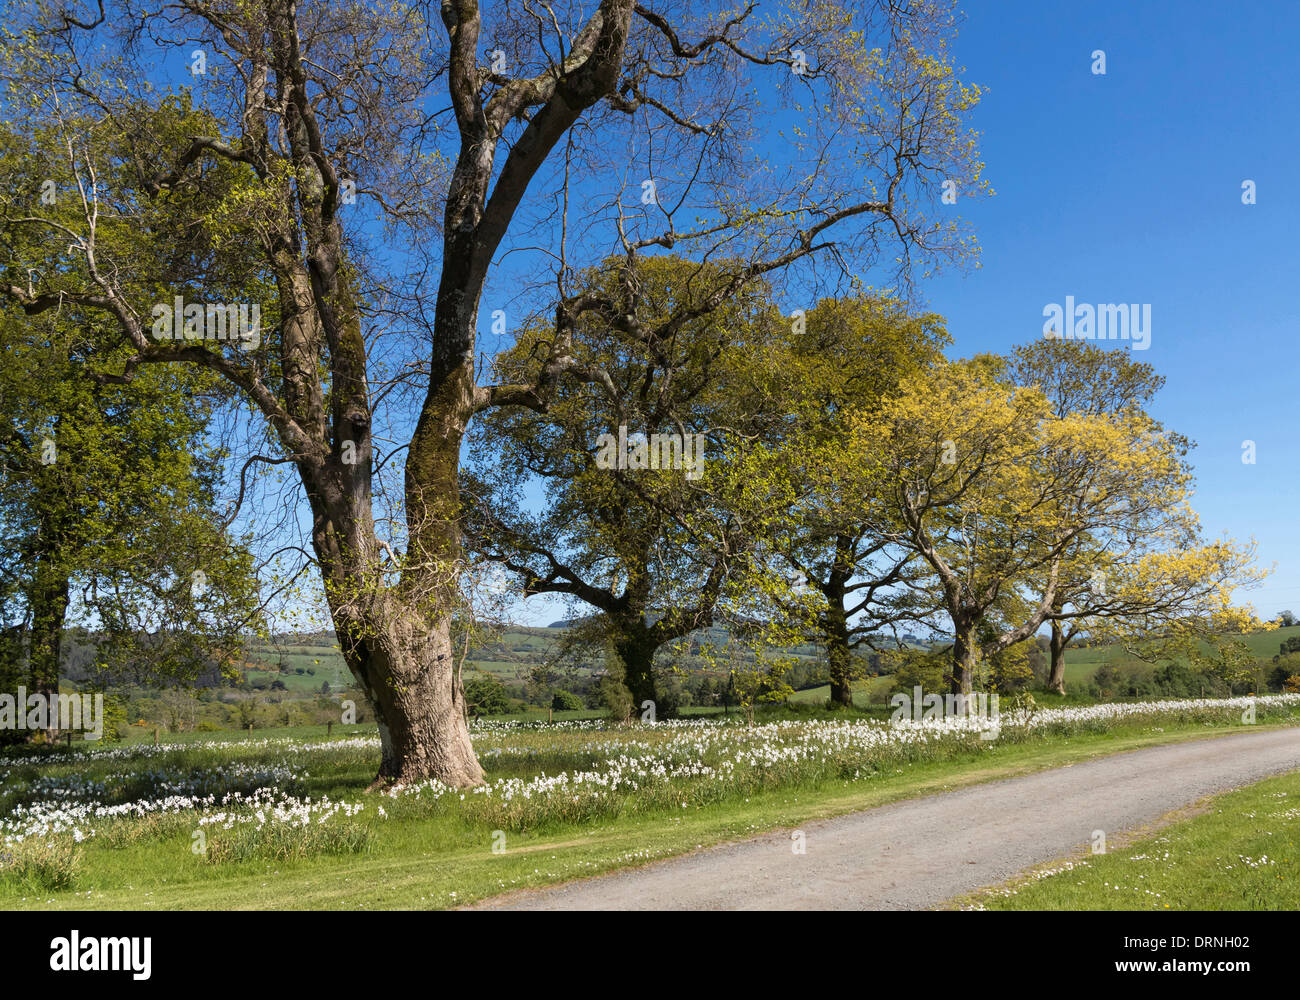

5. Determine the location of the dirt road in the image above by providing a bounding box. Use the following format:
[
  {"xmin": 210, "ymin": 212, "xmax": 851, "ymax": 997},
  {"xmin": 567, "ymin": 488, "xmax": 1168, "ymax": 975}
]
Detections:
[{"xmin": 474, "ymin": 727, "xmax": 1300, "ymax": 910}]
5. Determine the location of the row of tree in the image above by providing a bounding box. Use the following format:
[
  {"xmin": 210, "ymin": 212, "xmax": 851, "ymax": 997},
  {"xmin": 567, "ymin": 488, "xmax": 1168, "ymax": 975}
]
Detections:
[{"xmin": 464, "ymin": 262, "xmax": 1264, "ymax": 711}]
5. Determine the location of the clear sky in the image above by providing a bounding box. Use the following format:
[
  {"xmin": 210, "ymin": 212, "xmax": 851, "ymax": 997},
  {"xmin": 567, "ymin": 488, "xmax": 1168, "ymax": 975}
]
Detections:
[{"xmin": 918, "ymin": 0, "xmax": 1299, "ymax": 620}]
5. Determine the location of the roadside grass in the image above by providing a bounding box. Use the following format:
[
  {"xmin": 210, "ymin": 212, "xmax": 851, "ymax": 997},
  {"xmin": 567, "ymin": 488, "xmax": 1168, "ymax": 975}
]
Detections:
[
  {"xmin": 959, "ymin": 768, "xmax": 1300, "ymax": 911},
  {"xmin": 2, "ymin": 701, "xmax": 1296, "ymax": 910}
]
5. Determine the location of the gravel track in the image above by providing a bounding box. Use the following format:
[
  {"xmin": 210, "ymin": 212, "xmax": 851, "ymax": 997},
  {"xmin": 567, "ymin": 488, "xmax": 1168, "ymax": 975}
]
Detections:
[{"xmin": 474, "ymin": 727, "xmax": 1300, "ymax": 910}]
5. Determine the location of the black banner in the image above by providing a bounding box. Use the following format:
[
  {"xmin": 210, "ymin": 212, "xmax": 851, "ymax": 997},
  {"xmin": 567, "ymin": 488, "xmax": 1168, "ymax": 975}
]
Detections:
[{"xmin": 0, "ymin": 909, "xmax": 1282, "ymax": 987}]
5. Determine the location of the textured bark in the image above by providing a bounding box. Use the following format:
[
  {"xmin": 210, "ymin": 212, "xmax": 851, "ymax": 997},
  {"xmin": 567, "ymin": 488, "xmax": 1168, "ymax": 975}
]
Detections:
[
  {"xmin": 27, "ymin": 563, "xmax": 70, "ymax": 741},
  {"xmin": 336, "ymin": 606, "xmax": 483, "ymax": 787},
  {"xmin": 950, "ymin": 621, "xmax": 977, "ymax": 695},
  {"xmin": 825, "ymin": 608, "xmax": 854, "ymax": 707},
  {"xmin": 1048, "ymin": 619, "xmax": 1068, "ymax": 695},
  {"xmin": 302, "ymin": 433, "xmax": 485, "ymax": 788},
  {"xmin": 820, "ymin": 538, "xmax": 859, "ymax": 707},
  {"xmin": 614, "ymin": 630, "xmax": 659, "ymax": 713}
]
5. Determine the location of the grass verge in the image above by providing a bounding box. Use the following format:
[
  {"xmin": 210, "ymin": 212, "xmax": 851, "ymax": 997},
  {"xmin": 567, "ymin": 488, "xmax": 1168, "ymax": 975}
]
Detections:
[{"xmin": 2, "ymin": 716, "xmax": 1295, "ymax": 911}]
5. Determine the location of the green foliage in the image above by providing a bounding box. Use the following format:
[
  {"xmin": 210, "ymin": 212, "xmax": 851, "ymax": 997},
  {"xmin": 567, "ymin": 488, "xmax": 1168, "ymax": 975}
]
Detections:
[
  {"xmin": 1153, "ymin": 661, "xmax": 1230, "ymax": 698},
  {"xmin": 1089, "ymin": 660, "xmax": 1233, "ymax": 700},
  {"xmin": 1266, "ymin": 654, "xmax": 1300, "ymax": 692},
  {"xmin": 465, "ymin": 256, "xmax": 843, "ymax": 709},
  {"xmin": 885, "ymin": 648, "xmax": 947, "ymax": 696},
  {"xmin": 0, "ymin": 100, "xmax": 266, "ymax": 697},
  {"xmin": 975, "ymin": 621, "xmax": 1035, "ymax": 694},
  {"xmin": 730, "ymin": 654, "xmax": 796, "ymax": 723},
  {"xmin": 463, "ymin": 674, "xmax": 510, "ymax": 718},
  {"xmin": 93, "ymin": 693, "xmax": 127, "ymax": 743},
  {"xmin": 550, "ymin": 689, "xmax": 584, "ymax": 712}
]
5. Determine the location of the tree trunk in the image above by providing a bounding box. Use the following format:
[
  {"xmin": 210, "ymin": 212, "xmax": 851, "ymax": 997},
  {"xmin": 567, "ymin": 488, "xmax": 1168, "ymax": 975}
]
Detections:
[
  {"xmin": 1047, "ymin": 619, "xmax": 1067, "ymax": 695},
  {"xmin": 825, "ymin": 608, "xmax": 854, "ymax": 708},
  {"xmin": 950, "ymin": 621, "xmax": 977, "ymax": 695},
  {"xmin": 28, "ymin": 545, "xmax": 70, "ymax": 742},
  {"xmin": 614, "ymin": 632, "xmax": 659, "ymax": 715},
  {"xmin": 310, "ymin": 381, "xmax": 486, "ymax": 788},
  {"xmin": 336, "ymin": 608, "xmax": 483, "ymax": 787},
  {"xmin": 0, "ymin": 626, "xmax": 23, "ymax": 746}
]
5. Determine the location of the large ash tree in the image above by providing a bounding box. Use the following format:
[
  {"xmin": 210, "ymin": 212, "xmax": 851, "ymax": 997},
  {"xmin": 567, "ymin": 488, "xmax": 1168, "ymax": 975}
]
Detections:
[
  {"xmin": 0, "ymin": 0, "xmax": 984, "ymax": 786},
  {"xmin": 465, "ymin": 256, "xmax": 791, "ymax": 715},
  {"xmin": 734, "ymin": 294, "xmax": 948, "ymax": 707},
  {"xmin": 1004, "ymin": 340, "xmax": 1265, "ymax": 694}
]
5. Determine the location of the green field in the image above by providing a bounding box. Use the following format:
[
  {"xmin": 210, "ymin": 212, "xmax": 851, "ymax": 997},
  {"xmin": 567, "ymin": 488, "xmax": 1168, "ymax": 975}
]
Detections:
[
  {"xmin": 788, "ymin": 675, "xmax": 895, "ymax": 705},
  {"xmin": 239, "ymin": 626, "xmax": 578, "ymax": 693},
  {"xmin": 783, "ymin": 624, "xmax": 1300, "ymax": 706},
  {"xmin": 236, "ymin": 624, "xmax": 826, "ymax": 707},
  {"xmin": 98, "ymin": 621, "xmax": 1300, "ymax": 736},
  {"xmin": 1059, "ymin": 624, "xmax": 1300, "ymax": 685}
]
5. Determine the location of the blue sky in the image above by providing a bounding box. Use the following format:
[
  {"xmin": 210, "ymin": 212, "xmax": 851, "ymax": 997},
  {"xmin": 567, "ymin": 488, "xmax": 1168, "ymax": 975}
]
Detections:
[{"xmin": 919, "ymin": 0, "xmax": 1300, "ymax": 620}]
